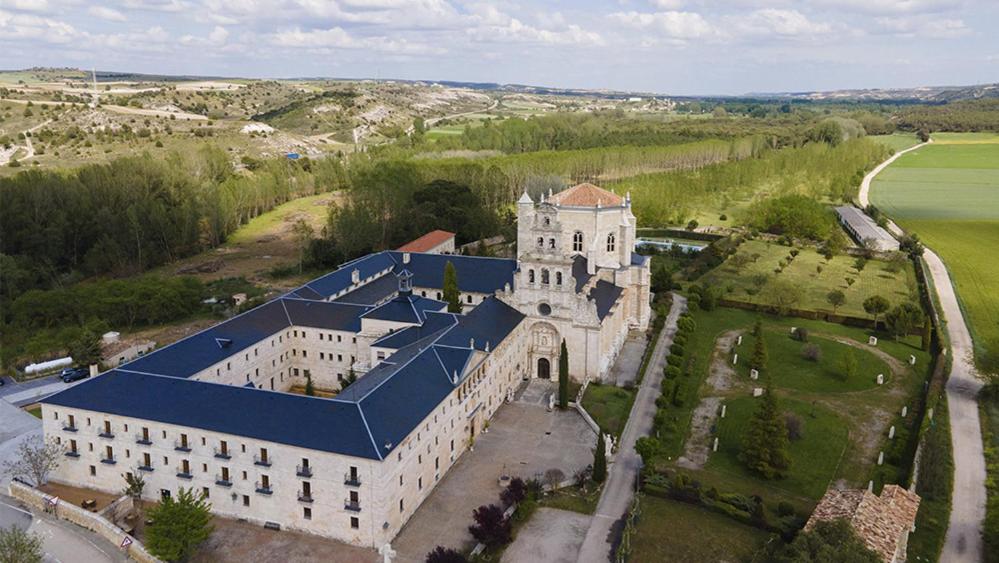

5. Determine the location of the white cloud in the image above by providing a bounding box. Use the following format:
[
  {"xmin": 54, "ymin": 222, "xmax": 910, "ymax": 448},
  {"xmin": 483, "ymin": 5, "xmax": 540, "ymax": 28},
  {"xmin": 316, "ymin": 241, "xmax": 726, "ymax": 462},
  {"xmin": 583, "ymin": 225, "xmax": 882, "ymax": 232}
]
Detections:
[
  {"xmin": 610, "ymin": 10, "xmax": 717, "ymax": 40},
  {"xmin": 0, "ymin": 9, "xmax": 77, "ymax": 43},
  {"xmin": 465, "ymin": 5, "xmax": 605, "ymax": 46},
  {"xmin": 875, "ymin": 14, "xmax": 970, "ymax": 37},
  {"xmin": 269, "ymin": 26, "xmax": 445, "ymax": 54},
  {"xmin": 0, "ymin": 0, "xmax": 50, "ymax": 12},
  {"xmin": 810, "ymin": 0, "xmax": 962, "ymax": 15},
  {"xmin": 650, "ymin": 0, "xmax": 685, "ymax": 8},
  {"xmin": 734, "ymin": 9, "xmax": 833, "ymax": 37},
  {"xmin": 120, "ymin": 0, "xmax": 189, "ymax": 12},
  {"xmin": 88, "ymin": 6, "xmax": 127, "ymax": 22}
]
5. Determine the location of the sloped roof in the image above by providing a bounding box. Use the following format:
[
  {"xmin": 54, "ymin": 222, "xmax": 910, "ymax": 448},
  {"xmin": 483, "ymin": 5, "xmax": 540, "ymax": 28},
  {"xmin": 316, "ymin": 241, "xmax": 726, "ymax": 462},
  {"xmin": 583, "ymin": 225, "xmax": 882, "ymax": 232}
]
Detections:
[
  {"xmin": 397, "ymin": 230, "xmax": 456, "ymax": 252},
  {"xmin": 806, "ymin": 485, "xmax": 921, "ymax": 562},
  {"xmin": 361, "ymin": 294, "xmax": 447, "ymax": 324},
  {"xmin": 549, "ymin": 183, "xmax": 624, "ymax": 207}
]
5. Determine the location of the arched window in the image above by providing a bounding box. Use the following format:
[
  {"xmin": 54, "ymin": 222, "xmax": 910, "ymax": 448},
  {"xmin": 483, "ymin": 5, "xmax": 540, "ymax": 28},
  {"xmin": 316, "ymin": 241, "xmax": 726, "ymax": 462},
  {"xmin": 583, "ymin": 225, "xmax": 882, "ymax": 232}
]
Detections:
[
  {"xmin": 572, "ymin": 231, "xmax": 583, "ymax": 252},
  {"xmin": 543, "ymin": 216, "xmax": 550, "ymax": 226},
  {"xmin": 549, "ymin": 238, "xmax": 556, "ymax": 249},
  {"xmin": 528, "ymin": 269, "xmax": 535, "ymax": 283},
  {"xmin": 537, "ymin": 237, "xmax": 544, "ymax": 248},
  {"xmin": 607, "ymin": 233, "xmax": 616, "ymax": 252},
  {"xmin": 556, "ymin": 272, "xmax": 563, "ymax": 286},
  {"xmin": 541, "ymin": 269, "xmax": 550, "ymax": 285}
]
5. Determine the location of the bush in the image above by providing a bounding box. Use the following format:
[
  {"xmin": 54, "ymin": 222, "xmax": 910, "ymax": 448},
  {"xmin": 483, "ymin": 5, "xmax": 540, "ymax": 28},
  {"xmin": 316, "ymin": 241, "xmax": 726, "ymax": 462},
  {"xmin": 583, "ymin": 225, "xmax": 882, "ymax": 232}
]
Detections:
[
  {"xmin": 468, "ymin": 504, "xmax": 511, "ymax": 548},
  {"xmin": 426, "ymin": 546, "xmax": 467, "ymax": 563},
  {"xmin": 801, "ymin": 343, "xmax": 821, "ymax": 362},
  {"xmin": 785, "ymin": 412, "xmax": 804, "ymax": 441},
  {"xmin": 664, "ymin": 366, "xmax": 681, "ymax": 380},
  {"xmin": 501, "ymin": 477, "xmax": 527, "ymax": 507},
  {"xmin": 670, "ymin": 343, "xmax": 685, "ymax": 356},
  {"xmin": 792, "ymin": 327, "xmax": 809, "ymax": 342},
  {"xmin": 777, "ymin": 501, "xmax": 796, "ymax": 517}
]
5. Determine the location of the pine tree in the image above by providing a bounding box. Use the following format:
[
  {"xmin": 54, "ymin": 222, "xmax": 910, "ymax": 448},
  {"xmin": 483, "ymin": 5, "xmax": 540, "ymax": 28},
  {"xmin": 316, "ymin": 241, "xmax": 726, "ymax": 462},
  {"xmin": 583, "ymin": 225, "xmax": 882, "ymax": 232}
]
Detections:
[
  {"xmin": 443, "ymin": 261, "xmax": 462, "ymax": 313},
  {"xmin": 739, "ymin": 378, "xmax": 791, "ymax": 479},
  {"xmin": 592, "ymin": 431, "xmax": 607, "ymax": 484},
  {"xmin": 751, "ymin": 329, "xmax": 768, "ymax": 372},
  {"xmin": 558, "ymin": 339, "xmax": 569, "ymax": 409},
  {"xmin": 146, "ymin": 488, "xmax": 213, "ymax": 562}
]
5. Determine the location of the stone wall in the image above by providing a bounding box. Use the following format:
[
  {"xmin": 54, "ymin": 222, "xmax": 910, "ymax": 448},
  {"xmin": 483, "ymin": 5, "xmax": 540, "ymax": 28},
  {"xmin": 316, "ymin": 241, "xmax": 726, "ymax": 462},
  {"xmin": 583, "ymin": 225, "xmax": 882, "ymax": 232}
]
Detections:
[{"xmin": 8, "ymin": 479, "xmax": 162, "ymax": 563}]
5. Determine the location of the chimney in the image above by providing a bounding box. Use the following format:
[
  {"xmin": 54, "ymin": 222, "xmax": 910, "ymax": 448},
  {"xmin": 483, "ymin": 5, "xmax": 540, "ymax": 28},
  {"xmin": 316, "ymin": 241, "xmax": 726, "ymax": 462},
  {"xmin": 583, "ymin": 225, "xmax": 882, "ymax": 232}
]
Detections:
[
  {"xmin": 351, "ymin": 269, "xmax": 360, "ymax": 284},
  {"xmin": 469, "ymin": 337, "xmax": 475, "ymax": 349},
  {"xmin": 402, "ymin": 252, "xmax": 410, "ymax": 264}
]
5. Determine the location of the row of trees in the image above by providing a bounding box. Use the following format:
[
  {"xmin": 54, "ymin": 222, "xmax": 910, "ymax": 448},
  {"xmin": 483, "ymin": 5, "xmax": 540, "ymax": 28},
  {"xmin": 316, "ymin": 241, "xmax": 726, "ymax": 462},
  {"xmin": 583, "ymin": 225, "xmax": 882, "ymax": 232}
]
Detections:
[{"xmin": 897, "ymin": 99, "xmax": 999, "ymax": 133}]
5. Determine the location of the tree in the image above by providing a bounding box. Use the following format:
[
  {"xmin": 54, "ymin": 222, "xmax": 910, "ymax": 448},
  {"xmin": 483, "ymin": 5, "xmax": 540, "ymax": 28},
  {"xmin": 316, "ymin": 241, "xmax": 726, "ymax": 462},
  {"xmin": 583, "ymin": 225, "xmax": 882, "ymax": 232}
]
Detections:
[
  {"xmin": 500, "ymin": 477, "xmax": 527, "ymax": 508},
  {"xmin": 771, "ymin": 519, "xmax": 880, "ymax": 563},
  {"xmin": 635, "ymin": 436, "xmax": 661, "ymax": 467},
  {"xmin": 826, "ymin": 290, "xmax": 846, "ymax": 313},
  {"xmin": 592, "ymin": 432, "xmax": 607, "ymax": 484},
  {"xmin": 425, "ymin": 546, "xmax": 467, "ymax": 563},
  {"xmin": 884, "ymin": 302, "xmax": 924, "ymax": 340},
  {"xmin": 921, "ymin": 318, "xmax": 932, "ymax": 352},
  {"xmin": 739, "ymin": 379, "xmax": 791, "ymax": 479},
  {"xmin": 0, "ymin": 526, "xmax": 43, "ymax": 563},
  {"xmin": 122, "ymin": 472, "xmax": 146, "ymax": 500},
  {"xmin": 751, "ymin": 330, "xmax": 768, "ymax": 372},
  {"xmin": 558, "ymin": 339, "xmax": 569, "ymax": 409},
  {"xmin": 339, "ymin": 368, "xmax": 358, "ymax": 391},
  {"xmin": 863, "ymin": 295, "xmax": 890, "ymax": 329},
  {"xmin": 304, "ymin": 372, "xmax": 315, "ymax": 396},
  {"xmin": 291, "ymin": 218, "xmax": 315, "ymax": 274},
  {"xmin": 145, "ymin": 487, "xmax": 213, "ymax": 562},
  {"xmin": 68, "ymin": 327, "xmax": 102, "ymax": 367},
  {"xmin": 2, "ymin": 437, "xmax": 62, "ymax": 486},
  {"xmin": 468, "ymin": 504, "xmax": 511, "ymax": 548},
  {"xmin": 544, "ymin": 468, "xmax": 566, "ymax": 490},
  {"xmin": 442, "ymin": 261, "xmax": 462, "ymax": 314}
]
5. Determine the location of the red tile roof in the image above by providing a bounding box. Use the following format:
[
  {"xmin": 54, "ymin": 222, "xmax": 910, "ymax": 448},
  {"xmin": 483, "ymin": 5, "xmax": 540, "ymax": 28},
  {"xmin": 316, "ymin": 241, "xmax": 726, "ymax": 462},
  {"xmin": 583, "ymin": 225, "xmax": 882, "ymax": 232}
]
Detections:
[
  {"xmin": 805, "ymin": 485, "xmax": 921, "ymax": 562},
  {"xmin": 397, "ymin": 230, "xmax": 456, "ymax": 253},
  {"xmin": 548, "ymin": 183, "xmax": 624, "ymax": 207}
]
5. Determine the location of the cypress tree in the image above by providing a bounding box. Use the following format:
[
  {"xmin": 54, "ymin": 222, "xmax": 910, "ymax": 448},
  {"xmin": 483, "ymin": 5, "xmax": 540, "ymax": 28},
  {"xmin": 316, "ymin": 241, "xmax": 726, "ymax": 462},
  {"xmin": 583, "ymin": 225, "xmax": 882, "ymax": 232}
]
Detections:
[
  {"xmin": 443, "ymin": 261, "xmax": 462, "ymax": 313},
  {"xmin": 558, "ymin": 339, "xmax": 569, "ymax": 409},
  {"xmin": 921, "ymin": 318, "xmax": 932, "ymax": 352},
  {"xmin": 739, "ymin": 378, "xmax": 791, "ymax": 479},
  {"xmin": 592, "ymin": 431, "xmax": 607, "ymax": 483},
  {"xmin": 751, "ymin": 329, "xmax": 768, "ymax": 372},
  {"xmin": 304, "ymin": 373, "xmax": 315, "ymax": 396}
]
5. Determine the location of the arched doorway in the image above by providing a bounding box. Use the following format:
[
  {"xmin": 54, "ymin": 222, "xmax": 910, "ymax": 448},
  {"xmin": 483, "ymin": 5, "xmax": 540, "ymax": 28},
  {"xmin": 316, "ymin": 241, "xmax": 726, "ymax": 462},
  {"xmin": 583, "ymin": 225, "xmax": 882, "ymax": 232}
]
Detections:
[{"xmin": 537, "ymin": 358, "xmax": 551, "ymax": 379}]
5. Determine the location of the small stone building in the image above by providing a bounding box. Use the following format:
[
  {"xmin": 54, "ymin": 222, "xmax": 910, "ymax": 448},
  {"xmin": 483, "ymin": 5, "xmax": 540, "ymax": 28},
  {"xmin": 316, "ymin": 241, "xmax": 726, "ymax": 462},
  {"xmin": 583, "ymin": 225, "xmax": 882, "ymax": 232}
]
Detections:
[{"xmin": 805, "ymin": 485, "xmax": 921, "ymax": 563}]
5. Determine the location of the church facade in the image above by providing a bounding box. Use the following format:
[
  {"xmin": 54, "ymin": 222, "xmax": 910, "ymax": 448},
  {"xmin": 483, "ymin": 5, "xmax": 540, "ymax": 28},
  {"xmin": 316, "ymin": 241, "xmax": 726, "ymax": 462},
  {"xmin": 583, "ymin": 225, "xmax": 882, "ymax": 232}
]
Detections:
[{"xmin": 38, "ymin": 183, "xmax": 650, "ymax": 550}]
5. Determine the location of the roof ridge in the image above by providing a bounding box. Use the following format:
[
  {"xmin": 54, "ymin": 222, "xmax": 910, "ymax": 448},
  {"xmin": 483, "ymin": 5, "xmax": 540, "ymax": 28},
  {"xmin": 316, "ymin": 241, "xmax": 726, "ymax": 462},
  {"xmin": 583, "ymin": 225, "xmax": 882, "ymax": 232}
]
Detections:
[{"xmin": 355, "ymin": 403, "xmax": 384, "ymax": 461}]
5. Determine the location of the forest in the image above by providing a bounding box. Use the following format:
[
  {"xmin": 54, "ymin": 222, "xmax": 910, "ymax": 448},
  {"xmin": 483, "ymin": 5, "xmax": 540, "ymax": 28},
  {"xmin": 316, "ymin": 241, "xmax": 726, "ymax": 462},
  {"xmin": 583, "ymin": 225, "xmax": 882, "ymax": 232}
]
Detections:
[{"xmin": 896, "ymin": 99, "xmax": 999, "ymax": 132}]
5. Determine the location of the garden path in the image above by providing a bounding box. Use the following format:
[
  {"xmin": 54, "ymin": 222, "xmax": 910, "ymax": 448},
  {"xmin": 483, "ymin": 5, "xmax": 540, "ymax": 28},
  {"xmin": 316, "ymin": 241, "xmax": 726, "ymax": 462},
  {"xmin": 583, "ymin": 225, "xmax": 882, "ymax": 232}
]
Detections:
[{"xmin": 677, "ymin": 330, "xmax": 742, "ymax": 470}]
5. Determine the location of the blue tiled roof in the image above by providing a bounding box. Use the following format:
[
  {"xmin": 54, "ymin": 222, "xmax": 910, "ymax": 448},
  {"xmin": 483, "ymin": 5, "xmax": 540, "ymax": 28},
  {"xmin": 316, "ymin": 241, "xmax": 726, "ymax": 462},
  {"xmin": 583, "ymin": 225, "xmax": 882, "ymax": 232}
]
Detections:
[
  {"xmin": 372, "ymin": 312, "xmax": 458, "ymax": 350},
  {"xmin": 437, "ymin": 296, "xmax": 525, "ymax": 351},
  {"xmin": 43, "ymin": 370, "xmax": 381, "ymax": 460},
  {"xmin": 361, "ymin": 295, "xmax": 447, "ymax": 324},
  {"xmin": 572, "ymin": 255, "xmax": 592, "ymax": 293},
  {"xmin": 283, "ymin": 299, "xmax": 371, "ymax": 332},
  {"xmin": 385, "ymin": 252, "xmax": 516, "ymax": 295},
  {"xmin": 332, "ymin": 274, "xmax": 398, "ymax": 305},
  {"xmin": 589, "ymin": 280, "xmax": 623, "ymax": 321},
  {"xmin": 631, "ymin": 252, "xmax": 651, "ymax": 266},
  {"xmin": 303, "ymin": 252, "xmax": 397, "ymax": 300},
  {"xmin": 123, "ymin": 299, "xmax": 292, "ymax": 378}
]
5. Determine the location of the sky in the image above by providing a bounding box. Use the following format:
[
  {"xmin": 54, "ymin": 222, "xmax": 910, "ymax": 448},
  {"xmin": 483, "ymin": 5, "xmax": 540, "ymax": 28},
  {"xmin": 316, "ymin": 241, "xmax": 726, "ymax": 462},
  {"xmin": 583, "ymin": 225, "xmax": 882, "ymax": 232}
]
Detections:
[{"xmin": 0, "ymin": 0, "xmax": 996, "ymax": 95}]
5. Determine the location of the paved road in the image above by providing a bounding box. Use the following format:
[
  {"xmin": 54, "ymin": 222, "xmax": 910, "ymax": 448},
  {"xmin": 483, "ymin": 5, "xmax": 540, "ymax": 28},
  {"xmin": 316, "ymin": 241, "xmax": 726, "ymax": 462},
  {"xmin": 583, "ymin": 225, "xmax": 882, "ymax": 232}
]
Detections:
[
  {"xmin": 859, "ymin": 140, "xmax": 986, "ymax": 562},
  {"xmin": 576, "ymin": 294, "xmax": 686, "ymax": 562},
  {"xmin": 0, "ymin": 496, "xmax": 125, "ymax": 563}
]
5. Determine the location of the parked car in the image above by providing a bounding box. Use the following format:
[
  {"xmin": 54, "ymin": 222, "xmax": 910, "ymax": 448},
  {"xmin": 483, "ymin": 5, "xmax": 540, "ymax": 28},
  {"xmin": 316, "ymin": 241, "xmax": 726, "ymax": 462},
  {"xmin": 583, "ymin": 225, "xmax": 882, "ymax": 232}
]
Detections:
[{"xmin": 60, "ymin": 367, "xmax": 90, "ymax": 383}]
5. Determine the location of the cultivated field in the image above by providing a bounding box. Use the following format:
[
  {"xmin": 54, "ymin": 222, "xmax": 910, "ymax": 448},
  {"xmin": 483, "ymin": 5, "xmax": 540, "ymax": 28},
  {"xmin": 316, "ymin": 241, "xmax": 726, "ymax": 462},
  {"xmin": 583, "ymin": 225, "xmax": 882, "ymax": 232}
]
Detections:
[
  {"xmin": 870, "ymin": 133, "xmax": 921, "ymax": 153},
  {"xmin": 871, "ymin": 133, "xmax": 999, "ymax": 355},
  {"xmin": 698, "ymin": 239, "xmax": 919, "ymax": 319}
]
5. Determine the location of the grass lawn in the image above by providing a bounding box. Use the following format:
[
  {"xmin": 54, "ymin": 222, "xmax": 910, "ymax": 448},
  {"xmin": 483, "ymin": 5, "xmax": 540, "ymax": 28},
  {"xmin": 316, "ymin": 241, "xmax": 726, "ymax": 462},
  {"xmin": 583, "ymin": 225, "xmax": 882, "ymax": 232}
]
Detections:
[
  {"xmin": 699, "ymin": 239, "xmax": 918, "ymax": 319},
  {"xmin": 538, "ymin": 484, "xmax": 602, "ymax": 514},
  {"xmin": 735, "ymin": 330, "xmax": 889, "ymax": 393},
  {"xmin": 870, "ymin": 133, "xmax": 999, "ymax": 359},
  {"xmin": 227, "ymin": 193, "xmax": 333, "ymax": 245},
  {"xmin": 709, "ymin": 396, "xmax": 849, "ymax": 500},
  {"xmin": 581, "ymin": 383, "xmax": 636, "ymax": 437},
  {"xmin": 630, "ymin": 495, "xmax": 769, "ymax": 563},
  {"xmin": 871, "ymin": 133, "xmax": 921, "ymax": 153}
]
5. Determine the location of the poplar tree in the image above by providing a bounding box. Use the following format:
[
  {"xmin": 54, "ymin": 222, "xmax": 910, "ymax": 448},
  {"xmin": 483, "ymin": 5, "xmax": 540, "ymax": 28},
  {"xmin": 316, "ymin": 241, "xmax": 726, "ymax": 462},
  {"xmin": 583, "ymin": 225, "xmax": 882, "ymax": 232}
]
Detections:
[
  {"xmin": 751, "ymin": 328, "xmax": 768, "ymax": 372},
  {"xmin": 558, "ymin": 339, "xmax": 569, "ymax": 409},
  {"xmin": 443, "ymin": 261, "xmax": 462, "ymax": 313},
  {"xmin": 592, "ymin": 431, "xmax": 607, "ymax": 484}
]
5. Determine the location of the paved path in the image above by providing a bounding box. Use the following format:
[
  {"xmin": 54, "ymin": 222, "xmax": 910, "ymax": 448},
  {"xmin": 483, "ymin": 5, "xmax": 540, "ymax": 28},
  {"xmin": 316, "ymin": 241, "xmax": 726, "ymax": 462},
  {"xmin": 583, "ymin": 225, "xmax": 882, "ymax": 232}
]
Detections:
[
  {"xmin": 0, "ymin": 495, "xmax": 125, "ymax": 563},
  {"xmin": 860, "ymin": 139, "xmax": 986, "ymax": 562},
  {"xmin": 576, "ymin": 294, "xmax": 686, "ymax": 563}
]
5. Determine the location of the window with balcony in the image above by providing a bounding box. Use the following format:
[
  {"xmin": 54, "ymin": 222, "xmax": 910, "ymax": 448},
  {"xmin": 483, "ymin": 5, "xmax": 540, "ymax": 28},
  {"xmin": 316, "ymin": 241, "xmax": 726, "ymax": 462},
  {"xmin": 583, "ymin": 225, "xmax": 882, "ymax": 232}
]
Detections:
[
  {"xmin": 64, "ymin": 415, "xmax": 77, "ymax": 432},
  {"xmin": 256, "ymin": 475, "xmax": 272, "ymax": 495},
  {"xmin": 216, "ymin": 467, "xmax": 232, "ymax": 487},
  {"xmin": 136, "ymin": 427, "xmax": 151, "ymax": 445},
  {"xmin": 297, "ymin": 458, "xmax": 312, "ymax": 477},
  {"xmin": 345, "ymin": 466, "xmax": 360, "ymax": 487},
  {"xmin": 139, "ymin": 453, "xmax": 153, "ymax": 472},
  {"xmin": 215, "ymin": 441, "xmax": 230, "ymax": 459},
  {"xmin": 345, "ymin": 491, "xmax": 360, "ymax": 512},
  {"xmin": 66, "ymin": 439, "xmax": 79, "ymax": 458},
  {"xmin": 102, "ymin": 445, "xmax": 115, "ymax": 464},
  {"xmin": 99, "ymin": 421, "xmax": 114, "ymax": 439},
  {"xmin": 299, "ymin": 481, "xmax": 313, "ymax": 503},
  {"xmin": 178, "ymin": 459, "xmax": 192, "ymax": 479},
  {"xmin": 175, "ymin": 434, "xmax": 190, "ymax": 452},
  {"xmin": 255, "ymin": 448, "xmax": 270, "ymax": 467}
]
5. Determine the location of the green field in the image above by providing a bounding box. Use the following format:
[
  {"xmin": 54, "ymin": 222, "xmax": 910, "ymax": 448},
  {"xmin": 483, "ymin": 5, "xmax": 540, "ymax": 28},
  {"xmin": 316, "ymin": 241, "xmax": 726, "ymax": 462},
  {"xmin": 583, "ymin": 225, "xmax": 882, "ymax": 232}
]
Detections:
[
  {"xmin": 709, "ymin": 396, "xmax": 849, "ymax": 500},
  {"xmin": 630, "ymin": 495, "xmax": 769, "ymax": 562},
  {"xmin": 699, "ymin": 239, "xmax": 918, "ymax": 319},
  {"xmin": 581, "ymin": 383, "xmax": 636, "ymax": 437},
  {"xmin": 870, "ymin": 134, "xmax": 999, "ymax": 356},
  {"xmin": 870, "ymin": 133, "xmax": 921, "ymax": 153}
]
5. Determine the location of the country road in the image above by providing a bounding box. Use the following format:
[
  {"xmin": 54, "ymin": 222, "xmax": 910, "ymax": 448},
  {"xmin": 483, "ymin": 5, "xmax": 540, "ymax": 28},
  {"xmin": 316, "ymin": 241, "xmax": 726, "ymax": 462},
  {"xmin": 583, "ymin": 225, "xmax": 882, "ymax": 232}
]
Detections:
[
  {"xmin": 0, "ymin": 118, "xmax": 52, "ymax": 165},
  {"xmin": 859, "ymin": 139, "xmax": 986, "ymax": 563},
  {"xmin": 576, "ymin": 293, "xmax": 686, "ymax": 562}
]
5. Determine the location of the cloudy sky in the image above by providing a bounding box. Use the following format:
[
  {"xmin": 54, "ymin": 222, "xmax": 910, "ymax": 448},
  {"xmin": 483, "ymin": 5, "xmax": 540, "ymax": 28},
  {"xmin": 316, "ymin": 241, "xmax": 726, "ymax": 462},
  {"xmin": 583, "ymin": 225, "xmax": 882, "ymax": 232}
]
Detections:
[{"xmin": 0, "ymin": 0, "xmax": 996, "ymax": 95}]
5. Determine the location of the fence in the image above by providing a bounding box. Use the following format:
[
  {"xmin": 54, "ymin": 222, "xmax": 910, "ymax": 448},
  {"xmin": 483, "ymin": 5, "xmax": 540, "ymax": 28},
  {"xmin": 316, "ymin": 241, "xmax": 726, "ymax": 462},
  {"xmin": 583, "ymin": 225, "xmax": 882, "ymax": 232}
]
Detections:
[{"xmin": 8, "ymin": 479, "xmax": 162, "ymax": 563}]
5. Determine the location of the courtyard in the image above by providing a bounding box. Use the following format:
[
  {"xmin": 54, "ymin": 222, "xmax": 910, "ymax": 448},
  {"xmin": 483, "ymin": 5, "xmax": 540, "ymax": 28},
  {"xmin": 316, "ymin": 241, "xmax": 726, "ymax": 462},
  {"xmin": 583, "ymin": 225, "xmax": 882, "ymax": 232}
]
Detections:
[{"xmin": 391, "ymin": 381, "xmax": 596, "ymax": 562}]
